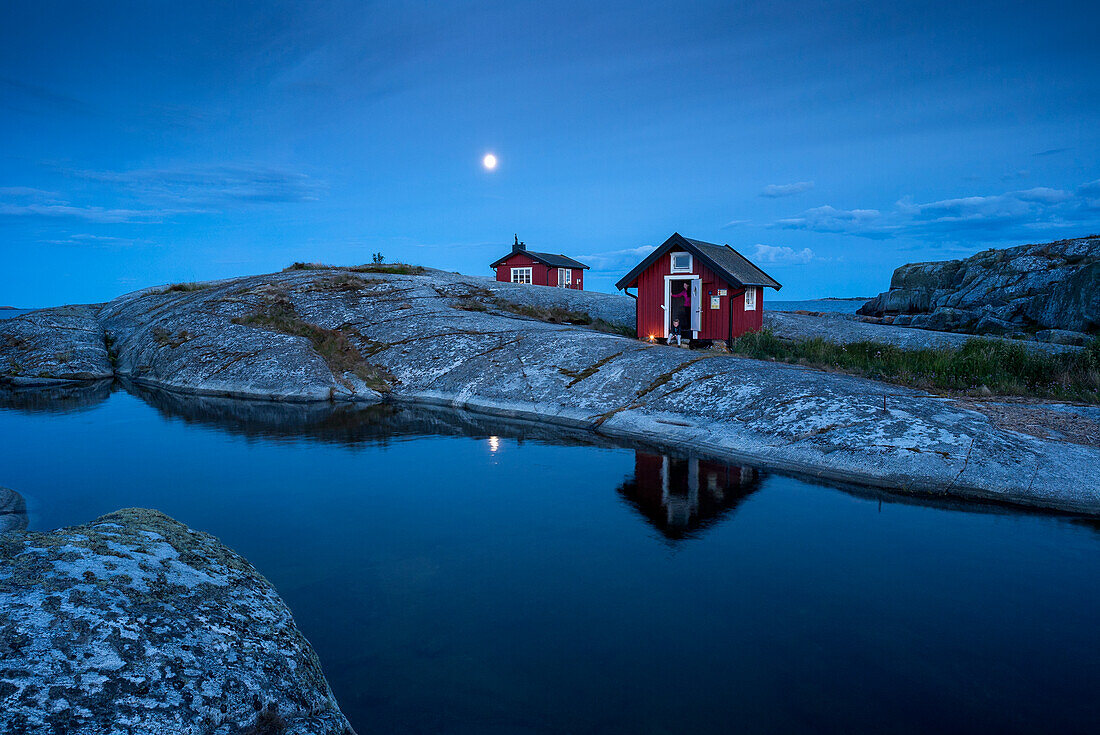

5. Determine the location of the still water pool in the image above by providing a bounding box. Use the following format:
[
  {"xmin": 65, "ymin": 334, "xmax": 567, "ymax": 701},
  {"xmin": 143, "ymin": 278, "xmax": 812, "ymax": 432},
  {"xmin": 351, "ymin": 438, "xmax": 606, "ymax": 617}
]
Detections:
[{"xmin": 1, "ymin": 384, "xmax": 1098, "ymax": 734}]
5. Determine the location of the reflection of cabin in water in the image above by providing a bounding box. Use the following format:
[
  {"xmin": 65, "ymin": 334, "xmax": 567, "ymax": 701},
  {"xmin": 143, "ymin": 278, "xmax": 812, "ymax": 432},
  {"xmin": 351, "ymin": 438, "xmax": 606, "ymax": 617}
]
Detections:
[{"xmin": 617, "ymin": 451, "xmax": 760, "ymax": 540}]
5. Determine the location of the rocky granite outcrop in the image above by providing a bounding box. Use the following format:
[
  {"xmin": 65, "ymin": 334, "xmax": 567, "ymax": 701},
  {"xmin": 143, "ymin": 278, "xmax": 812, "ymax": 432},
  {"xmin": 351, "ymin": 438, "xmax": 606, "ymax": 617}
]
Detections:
[
  {"xmin": 0, "ymin": 305, "xmax": 113, "ymax": 385},
  {"xmin": 2, "ymin": 267, "xmax": 1100, "ymax": 513},
  {"xmin": 858, "ymin": 235, "xmax": 1100, "ymax": 341},
  {"xmin": 0, "ymin": 487, "xmax": 27, "ymax": 534},
  {"xmin": 0, "ymin": 508, "xmax": 354, "ymax": 735}
]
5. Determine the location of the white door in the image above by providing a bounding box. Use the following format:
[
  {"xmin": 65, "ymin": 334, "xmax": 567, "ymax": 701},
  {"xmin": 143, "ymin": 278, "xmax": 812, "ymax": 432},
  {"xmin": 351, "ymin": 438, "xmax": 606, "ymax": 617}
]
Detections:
[{"xmin": 690, "ymin": 278, "xmax": 702, "ymax": 334}]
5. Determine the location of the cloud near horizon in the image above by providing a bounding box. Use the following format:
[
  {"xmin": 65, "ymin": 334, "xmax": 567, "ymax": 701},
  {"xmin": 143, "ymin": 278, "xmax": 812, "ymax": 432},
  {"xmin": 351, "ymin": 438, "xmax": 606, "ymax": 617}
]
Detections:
[
  {"xmin": 0, "ymin": 164, "xmax": 324, "ymax": 227},
  {"xmin": 68, "ymin": 164, "xmax": 326, "ymax": 206},
  {"xmin": 772, "ymin": 180, "xmax": 1100, "ymax": 241},
  {"xmin": 576, "ymin": 245, "xmax": 656, "ymax": 272},
  {"xmin": 760, "ymin": 181, "xmax": 814, "ymax": 198},
  {"xmin": 752, "ymin": 244, "xmax": 816, "ymax": 264}
]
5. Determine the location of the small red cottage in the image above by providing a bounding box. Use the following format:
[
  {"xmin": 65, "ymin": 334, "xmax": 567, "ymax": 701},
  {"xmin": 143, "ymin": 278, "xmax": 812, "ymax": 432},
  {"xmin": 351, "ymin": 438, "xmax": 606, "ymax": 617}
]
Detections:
[
  {"xmin": 615, "ymin": 233, "xmax": 782, "ymax": 344},
  {"xmin": 490, "ymin": 236, "xmax": 589, "ymax": 289}
]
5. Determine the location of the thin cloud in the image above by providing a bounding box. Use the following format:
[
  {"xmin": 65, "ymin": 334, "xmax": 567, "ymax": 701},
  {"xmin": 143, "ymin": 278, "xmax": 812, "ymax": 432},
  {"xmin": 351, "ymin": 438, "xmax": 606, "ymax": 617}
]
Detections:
[
  {"xmin": 576, "ymin": 245, "xmax": 656, "ymax": 270},
  {"xmin": 70, "ymin": 164, "xmax": 326, "ymax": 205},
  {"xmin": 752, "ymin": 244, "xmax": 816, "ymax": 264},
  {"xmin": 761, "ymin": 181, "xmax": 814, "ymax": 198},
  {"xmin": 0, "ymin": 77, "xmax": 92, "ymax": 115},
  {"xmin": 771, "ymin": 180, "xmax": 1100, "ymax": 241},
  {"xmin": 0, "ymin": 163, "xmax": 326, "ymax": 224},
  {"xmin": 0, "ymin": 202, "xmax": 161, "ymax": 223},
  {"xmin": 1033, "ymin": 147, "xmax": 1071, "ymax": 157},
  {"xmin": 43, "ymin": 233, "xmax": 152, "ymax": 246},
  {"xmin": 721, "ymin": 219, "xmax": 750, "ymax": 229}
]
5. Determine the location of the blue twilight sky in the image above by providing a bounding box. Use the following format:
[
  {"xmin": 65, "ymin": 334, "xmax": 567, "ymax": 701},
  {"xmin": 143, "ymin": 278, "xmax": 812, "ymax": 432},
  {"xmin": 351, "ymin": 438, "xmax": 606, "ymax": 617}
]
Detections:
[{"xmin": 1, "ymin": 0, "xmax": 1098, "ymax": 305}]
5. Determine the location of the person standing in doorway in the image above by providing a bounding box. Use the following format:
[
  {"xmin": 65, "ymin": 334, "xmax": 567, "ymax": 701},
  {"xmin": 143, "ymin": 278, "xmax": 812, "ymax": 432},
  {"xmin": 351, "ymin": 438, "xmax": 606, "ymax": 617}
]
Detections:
[{"xmin": 669, "ymin": 282, "xmax": 690, "ymax": 344}]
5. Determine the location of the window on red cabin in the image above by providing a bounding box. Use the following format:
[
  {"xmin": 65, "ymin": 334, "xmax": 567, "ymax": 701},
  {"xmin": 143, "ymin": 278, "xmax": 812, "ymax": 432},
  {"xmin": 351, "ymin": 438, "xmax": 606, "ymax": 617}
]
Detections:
[
  {"xmin": 671, "ymin": 252, "xmax": 692, "ymax": 273},
  {"xmin": 511, "ymin": 267, "xmax": 532, "ymax": 284},
  {"xmin": 744, "ymin": 287, "xmax": 757, "ymax": 310}
]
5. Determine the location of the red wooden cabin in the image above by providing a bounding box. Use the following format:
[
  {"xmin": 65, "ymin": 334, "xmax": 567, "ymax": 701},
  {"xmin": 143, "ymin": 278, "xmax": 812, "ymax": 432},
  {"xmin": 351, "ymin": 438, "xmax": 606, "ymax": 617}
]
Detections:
[
  {"xmin": 491, "ymin": 236, "xmax": 589, "ymax": 290},
  {"xmin": 615, "ymin": 233, "xmax": 781, "ymax": 344}
]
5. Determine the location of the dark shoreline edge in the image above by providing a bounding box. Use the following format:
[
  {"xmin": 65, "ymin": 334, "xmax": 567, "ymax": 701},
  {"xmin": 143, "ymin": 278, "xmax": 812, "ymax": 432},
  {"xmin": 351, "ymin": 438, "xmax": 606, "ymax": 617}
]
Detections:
[{"xmin": 16, "ymin": 376, "xmax": 1090, "ymax": 520}]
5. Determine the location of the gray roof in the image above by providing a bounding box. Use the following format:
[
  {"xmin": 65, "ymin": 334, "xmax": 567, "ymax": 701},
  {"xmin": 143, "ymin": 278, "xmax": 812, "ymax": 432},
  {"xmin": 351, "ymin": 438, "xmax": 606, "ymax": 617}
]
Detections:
[
  {"xmin": 490, "ymin": 249, "xmax": 589, "ymax": 270},
  {"xmin": 682, "ymin": 238, "xmax": 782, "ymax": 288},
  {"xmin": 615, "ymin": 233, "xmax": 782, "ymax": 291}
]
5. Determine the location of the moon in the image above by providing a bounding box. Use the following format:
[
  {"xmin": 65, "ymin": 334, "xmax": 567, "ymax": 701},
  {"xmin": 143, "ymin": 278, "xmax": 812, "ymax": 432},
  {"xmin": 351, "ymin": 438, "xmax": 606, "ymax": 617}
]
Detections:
[{"xmin": 482, "ymin": 153, "xmax": 498, "ymax": 170}]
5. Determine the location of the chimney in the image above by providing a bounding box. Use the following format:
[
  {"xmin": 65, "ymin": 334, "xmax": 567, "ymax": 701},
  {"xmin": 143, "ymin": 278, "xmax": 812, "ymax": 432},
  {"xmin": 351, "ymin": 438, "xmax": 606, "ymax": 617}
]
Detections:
[{"xmin": 514, "ymin": 234, "xmax": 526, "ymax": 252}]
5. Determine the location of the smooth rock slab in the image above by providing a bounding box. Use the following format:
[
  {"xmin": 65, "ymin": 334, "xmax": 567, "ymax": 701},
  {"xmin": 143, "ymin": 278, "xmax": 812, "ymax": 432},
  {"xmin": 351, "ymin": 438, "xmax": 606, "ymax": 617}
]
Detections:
[
  {"xmin": 0, "ymin": 306, "xmax": 113, "ymax": 385},
  {"xmin": 0, "ymin": 508, "xmax": 354, "ymax": 735}
]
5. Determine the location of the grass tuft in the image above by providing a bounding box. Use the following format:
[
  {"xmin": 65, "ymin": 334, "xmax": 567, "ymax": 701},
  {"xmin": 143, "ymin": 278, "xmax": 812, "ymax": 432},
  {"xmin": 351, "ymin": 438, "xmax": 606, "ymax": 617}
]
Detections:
[
  {"xmin": 156, "ymin": 282, "xmax": 209, "ymax": 294},
  {"xmin": 728, "ymin": 329, "xmax": 1100, "ymax": 402},
  {"xmin": 452, "ymin": 298, "xmax": 488, "ymax": 312},
  {"xmin": 232, "ymin": 290, "xmax": 393, "ymax": 392}
]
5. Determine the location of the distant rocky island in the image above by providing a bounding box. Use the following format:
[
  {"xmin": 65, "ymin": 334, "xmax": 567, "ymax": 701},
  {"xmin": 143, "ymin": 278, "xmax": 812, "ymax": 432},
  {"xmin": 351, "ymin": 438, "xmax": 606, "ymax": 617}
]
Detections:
[{"xmin": 859, "ymin": 235, "xmax": 1099, "ymax": 345}]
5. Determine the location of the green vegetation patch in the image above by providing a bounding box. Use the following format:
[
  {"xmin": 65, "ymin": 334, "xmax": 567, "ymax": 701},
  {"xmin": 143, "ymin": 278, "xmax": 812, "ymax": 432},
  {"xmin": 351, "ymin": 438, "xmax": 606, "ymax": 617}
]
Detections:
[
  {"xmin": 156, "ymin": 282, "xmax": 210, "ymax": 294},
  {"xmin": 728, "ymin": 328, "xmax": 1100, "ymax": 403},
  {"xmin": 284, "ymin": 262, "xmax": 425, "ymax": 276},
  {"xmin": 232, "ymin": 291, "xmax": 393, "ymax": 393}
]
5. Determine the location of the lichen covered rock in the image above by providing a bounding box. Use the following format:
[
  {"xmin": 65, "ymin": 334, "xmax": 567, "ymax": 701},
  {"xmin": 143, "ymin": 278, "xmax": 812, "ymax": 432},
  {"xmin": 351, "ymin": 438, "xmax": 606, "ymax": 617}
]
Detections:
[{"xmin": 0, "ymin": 508, "xmax": 354, "ymax": 735}]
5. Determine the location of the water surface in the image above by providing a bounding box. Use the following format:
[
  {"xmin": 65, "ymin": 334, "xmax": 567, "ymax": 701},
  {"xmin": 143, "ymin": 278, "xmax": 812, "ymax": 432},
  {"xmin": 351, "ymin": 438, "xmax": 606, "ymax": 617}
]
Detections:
[
  {"xmin": 1, "ymin": 384, "xmax": 1097, "ymax": 734},
  {"xmin": 769, "ymin": 298, "xmax": 866, "ymax": 313}
]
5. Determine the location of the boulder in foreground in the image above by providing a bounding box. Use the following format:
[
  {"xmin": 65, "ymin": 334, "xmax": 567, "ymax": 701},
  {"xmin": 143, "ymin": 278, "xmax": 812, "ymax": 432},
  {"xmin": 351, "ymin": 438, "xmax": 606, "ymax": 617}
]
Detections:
[{"xmin": 0, "ymin": 508, "xmax": 354, "ymax": 735}]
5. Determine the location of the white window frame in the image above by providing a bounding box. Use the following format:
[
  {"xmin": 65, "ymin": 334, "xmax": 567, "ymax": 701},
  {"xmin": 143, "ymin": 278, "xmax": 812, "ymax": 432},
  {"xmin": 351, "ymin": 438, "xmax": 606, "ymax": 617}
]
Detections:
[
  {"xmin": 744, "ymin": 286, "xmax": 757, "ymax": 311},
  {"xmin": 511, "ymin": 267, "xmax": 532, "ymax": 285},
  {"xmin": 670, "ymin": 252, "xmax": 693, "ymax": 273},
  {"xmin": 557, "ymin": 268, "xmax": 571, "ymax": 287}
]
